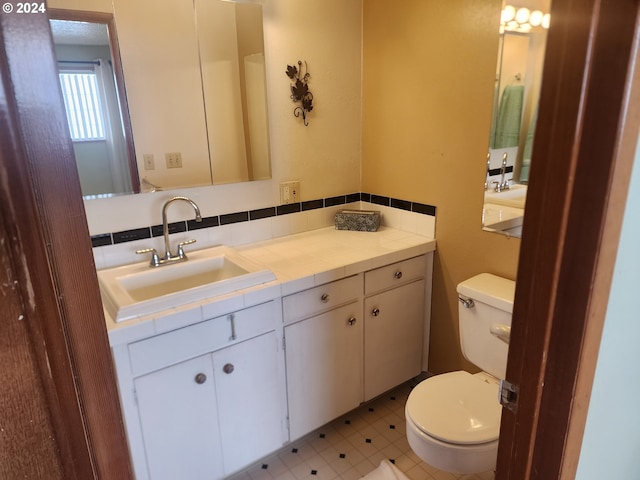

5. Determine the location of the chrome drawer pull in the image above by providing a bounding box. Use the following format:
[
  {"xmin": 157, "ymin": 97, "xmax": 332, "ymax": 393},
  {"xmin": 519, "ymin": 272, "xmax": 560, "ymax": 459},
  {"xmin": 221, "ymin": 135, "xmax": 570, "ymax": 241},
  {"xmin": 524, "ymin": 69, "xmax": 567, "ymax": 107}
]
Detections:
[
  {"xmin": 228, "ymin": 313, "xmax": 237, "ymax": 341},
  {"xmin": 223, "ymin": 363, "xmax": 234, "ymax": 374},
  {"xmin": 194, "ymin": 373, "xmax": 207, "ymax": 384},
  {"xmin": 371, "ymin": 307, "xmax": 380, "ymax": 317},
  {"xmin": 320, "ymin": 293, "xmax": 330, "ymax": 303},
  {"xmin": 347, "ymin": 317, "xmax": 357, "ymax": 326},
  {"xmin": 394, "ymin": 271, "xmax": 403, "ymax": 279}
]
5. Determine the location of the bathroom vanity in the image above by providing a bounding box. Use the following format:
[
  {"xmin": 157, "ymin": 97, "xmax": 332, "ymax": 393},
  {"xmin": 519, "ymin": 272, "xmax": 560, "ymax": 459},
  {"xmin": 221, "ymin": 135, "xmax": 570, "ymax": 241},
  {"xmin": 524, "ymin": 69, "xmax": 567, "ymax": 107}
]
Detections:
[{"xmin": 105, "ymin": 227, "xmax": 435, "ymax": 479}]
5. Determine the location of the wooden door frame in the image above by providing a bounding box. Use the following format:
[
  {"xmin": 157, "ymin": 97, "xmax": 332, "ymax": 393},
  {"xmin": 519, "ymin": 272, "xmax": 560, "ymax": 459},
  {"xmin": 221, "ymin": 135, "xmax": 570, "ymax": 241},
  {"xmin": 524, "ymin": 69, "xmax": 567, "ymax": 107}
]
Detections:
[
  {"xmin": 0, "ymin": 9, "xmax": 132, "ymax": 479},
  {"xmin": 496, "ymin": 0, "xmax": 640, "ymax": 478}
]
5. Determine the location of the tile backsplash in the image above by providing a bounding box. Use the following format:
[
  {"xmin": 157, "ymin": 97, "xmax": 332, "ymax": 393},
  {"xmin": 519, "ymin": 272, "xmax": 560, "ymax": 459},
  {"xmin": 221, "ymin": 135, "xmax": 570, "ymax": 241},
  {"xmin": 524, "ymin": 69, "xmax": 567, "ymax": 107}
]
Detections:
[{"xmin": 91, "ymin": 193, "xmax": 436, "ymax": 270}]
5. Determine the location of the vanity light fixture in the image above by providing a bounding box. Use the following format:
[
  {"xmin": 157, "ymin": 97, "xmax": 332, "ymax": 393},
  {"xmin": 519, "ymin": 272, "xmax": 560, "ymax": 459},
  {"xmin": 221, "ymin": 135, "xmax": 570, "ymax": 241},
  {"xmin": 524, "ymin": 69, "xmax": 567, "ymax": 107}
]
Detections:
[
  {"xmin": 501, "ymin": 4, "xmax": 550, "ymax": 33},
  {"xmin": 286, "ymin": 60, "xmax": 313, "ymax": 126},
  {"xmin": 529, "ymin": 9, "xmax": 544, "ymax": 27}
]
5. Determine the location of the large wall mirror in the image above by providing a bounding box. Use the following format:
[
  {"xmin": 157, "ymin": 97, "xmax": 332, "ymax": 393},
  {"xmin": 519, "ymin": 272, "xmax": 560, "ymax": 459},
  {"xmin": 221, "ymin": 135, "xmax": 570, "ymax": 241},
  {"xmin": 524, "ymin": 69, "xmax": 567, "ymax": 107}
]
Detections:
[
  {"xmin": 482, "ymin": 0, "xmax": 550, "ymax": 238},
  {"xmin": 49, "ymin": 0, "xmax": 272, "ymax": 199}
]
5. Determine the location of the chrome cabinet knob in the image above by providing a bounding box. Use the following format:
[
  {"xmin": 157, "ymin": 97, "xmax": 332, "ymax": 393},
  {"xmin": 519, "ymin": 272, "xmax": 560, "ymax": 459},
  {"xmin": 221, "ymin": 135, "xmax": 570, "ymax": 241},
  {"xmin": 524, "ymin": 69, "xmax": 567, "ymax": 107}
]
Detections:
[
  {"xmin": 394, "ymin": 271, "xmax": 403, "ymax": 279},
  {"xmin": 223, "ymin": 363, "xmax": 234, "ymax": 374},
  {"xmin": 347, "ymin": 317, "xmax": 357, "ymax": 326},
  {"xmin": 320, "ymin": 293, "xmax": 330, "ymax": 303},
  {"xmin": 194, "ymin": 373, "xmax": 207, "ymax": 384},
  {"xmin": 371, "ymin": 307, "xmax": 380, "ymax": 317}
]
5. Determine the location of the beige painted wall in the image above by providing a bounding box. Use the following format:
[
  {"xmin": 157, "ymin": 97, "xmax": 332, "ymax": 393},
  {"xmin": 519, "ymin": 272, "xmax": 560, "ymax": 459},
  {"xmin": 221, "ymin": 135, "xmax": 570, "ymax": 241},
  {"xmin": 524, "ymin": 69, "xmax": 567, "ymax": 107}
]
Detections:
[{"xmin": 362, "ymin": 0, "xmax": 521, "ymax": 374}]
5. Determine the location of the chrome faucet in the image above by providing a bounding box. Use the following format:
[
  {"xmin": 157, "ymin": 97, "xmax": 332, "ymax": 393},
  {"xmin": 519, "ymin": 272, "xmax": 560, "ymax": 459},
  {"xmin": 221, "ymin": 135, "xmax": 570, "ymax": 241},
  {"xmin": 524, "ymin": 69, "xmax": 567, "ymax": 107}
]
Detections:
[
  {"xmin": 484, "ymin": 152, "xmax": 491, "ymax": 191},
  {"xmin": 136, "ymin": 196, "xmax": 202, "ymax": 267},
  {"xmin": 493, "ymin": 152, "xmax": 511, "ymax": 192}
]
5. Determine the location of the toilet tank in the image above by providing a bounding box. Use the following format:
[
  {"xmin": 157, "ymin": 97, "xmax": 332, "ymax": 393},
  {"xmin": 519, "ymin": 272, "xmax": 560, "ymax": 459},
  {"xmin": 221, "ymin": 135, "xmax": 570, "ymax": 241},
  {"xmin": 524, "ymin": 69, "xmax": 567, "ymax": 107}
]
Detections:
[{"xmin": 457, "ymin": 273, "xmax": 515, "ymax": 380}]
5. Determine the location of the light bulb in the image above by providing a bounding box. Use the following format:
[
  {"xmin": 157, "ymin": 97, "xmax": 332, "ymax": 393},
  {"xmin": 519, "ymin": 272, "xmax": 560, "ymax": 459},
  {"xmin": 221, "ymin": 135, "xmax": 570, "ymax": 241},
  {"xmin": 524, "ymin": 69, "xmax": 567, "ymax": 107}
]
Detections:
[
  {"xmin": 542, "ymin": 13, "xmax": 551, "ymax": 29},
  {"xmin": 529, "ymin": 10, "xmax": 544, "ymax": 27},
  {"xmin": 501, "ymin": 5, "xmax": 516, "ymax": 23},
  {"xmin": 518, "ymin": 23, "xmax": 532, "ymax": 32},
  {"xmin": 515, "ymin": 7, "xmax": 530, "ymax": 24}
]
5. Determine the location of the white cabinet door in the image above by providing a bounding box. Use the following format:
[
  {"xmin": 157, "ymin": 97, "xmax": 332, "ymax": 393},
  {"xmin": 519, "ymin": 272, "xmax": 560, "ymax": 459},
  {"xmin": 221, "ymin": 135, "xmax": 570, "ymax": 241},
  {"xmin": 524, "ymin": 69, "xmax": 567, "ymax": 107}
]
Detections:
[
  {"xmin": 134, "ymin": 355, "xmax": 224, "ymax": 480},
  {"xmin": 214, "ymin": 332, "xmax": 286, "ymax": 476},
  {"xmin": 285, "ymin": 302, "xmax": 363, "ymax": 440},
  {"xmin": 364, "ymin": 279, "xmax": 425, "ymax": 400}
]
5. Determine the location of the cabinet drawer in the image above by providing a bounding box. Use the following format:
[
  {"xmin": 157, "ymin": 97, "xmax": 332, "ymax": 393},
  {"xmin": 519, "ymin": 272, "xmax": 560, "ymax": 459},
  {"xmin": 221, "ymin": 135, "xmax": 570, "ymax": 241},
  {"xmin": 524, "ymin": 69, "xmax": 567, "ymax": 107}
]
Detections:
[
  {"xmin": 365, "ymin": 255, "xmax": 426, "ymax": 296},
  {"xmin": 129, "ymin": 301, "xmax": 275, "ymax": 376},
  {"xmin": 283, "ymin": 275, "xmax": 361, "ymax": 324}
]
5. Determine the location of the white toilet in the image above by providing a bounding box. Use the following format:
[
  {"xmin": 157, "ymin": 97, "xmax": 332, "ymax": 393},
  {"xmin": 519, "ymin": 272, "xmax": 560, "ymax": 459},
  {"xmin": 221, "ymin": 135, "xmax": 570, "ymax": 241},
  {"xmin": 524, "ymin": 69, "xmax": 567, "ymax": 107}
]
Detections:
[{"xmin": 405, "ymin": 273, "xmax": 515, "ymax": 474}]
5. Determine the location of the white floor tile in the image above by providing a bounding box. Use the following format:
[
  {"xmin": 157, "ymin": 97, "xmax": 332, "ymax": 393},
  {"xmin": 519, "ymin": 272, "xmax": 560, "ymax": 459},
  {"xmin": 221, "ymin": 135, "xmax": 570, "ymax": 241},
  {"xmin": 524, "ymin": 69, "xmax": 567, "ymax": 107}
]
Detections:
[{"xmin": 232, "ymin": 379, "xmax": 495, "ymax": 480}]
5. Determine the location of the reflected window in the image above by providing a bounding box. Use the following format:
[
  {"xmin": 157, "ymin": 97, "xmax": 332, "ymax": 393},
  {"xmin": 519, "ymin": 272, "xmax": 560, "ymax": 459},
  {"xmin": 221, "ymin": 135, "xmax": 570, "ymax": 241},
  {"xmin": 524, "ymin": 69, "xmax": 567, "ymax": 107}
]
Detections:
[{"xmin": 59, "ymin": 70, "xmax": 106, "ymax": 141}]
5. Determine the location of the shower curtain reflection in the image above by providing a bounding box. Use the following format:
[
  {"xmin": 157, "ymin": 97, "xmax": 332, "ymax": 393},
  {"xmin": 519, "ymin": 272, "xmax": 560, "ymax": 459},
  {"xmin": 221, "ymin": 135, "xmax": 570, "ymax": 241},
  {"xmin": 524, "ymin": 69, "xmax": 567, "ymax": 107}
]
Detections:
[{"xmin": 94, "ymin": 58, "xmax": 133, "ymax": 195}]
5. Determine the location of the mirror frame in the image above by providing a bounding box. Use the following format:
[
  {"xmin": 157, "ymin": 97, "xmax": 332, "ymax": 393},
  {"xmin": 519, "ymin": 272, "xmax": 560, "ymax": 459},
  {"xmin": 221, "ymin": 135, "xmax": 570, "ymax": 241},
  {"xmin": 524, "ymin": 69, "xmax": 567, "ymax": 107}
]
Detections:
[{"xmin": 48, "ymin": 8, "xmax": 140, "ymax": 196}]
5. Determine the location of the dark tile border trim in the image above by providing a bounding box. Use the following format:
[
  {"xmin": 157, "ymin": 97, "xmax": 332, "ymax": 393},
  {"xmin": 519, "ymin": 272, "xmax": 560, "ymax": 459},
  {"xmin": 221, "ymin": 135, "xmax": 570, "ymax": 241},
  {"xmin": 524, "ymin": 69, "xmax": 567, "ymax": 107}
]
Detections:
[
  {"xmin": 489, "ymin": 165, "xmax": 514, "ymax": 177},
  {"xmin": 151, "ymin": 221, "xmax": 186, "ymax": 237},
  {"xmin": 91, "ymin": 233, "xmax": 112, "ymax": 248},
  {"xmin": 91, "ymin": 193, "xmax": 436, "ymax": 247},
  {"xmin": 302, "ymin": 199, "xmax": 323, "ymax": 211},
  {"xmin": 188, "ymin": 216, "xmax": 219, "ymax": 230},
  {"xmin": 112, "ymin": 227, "xmax": 150, "ymax": 244},
  {"xmin": 220, "ymin": 211, "xmax": 249, "ymax": 225},
  {"xmin": 325, "ymin": 195, "xmax": 346, "ymax": 207},
  {"xmin": 276, "ymin": 203, "xmax": 302, "ymax": 215},
  {"xmin": 370, "ymin": 194, "xmax": 390, "ymax": 207},
  {"xmin": 250, "ymin": 207, "xmax": 277, "ymax": 220},
  {"xmin": 391, "ymin": 198, "xmax": 411, "ymax": 211}
]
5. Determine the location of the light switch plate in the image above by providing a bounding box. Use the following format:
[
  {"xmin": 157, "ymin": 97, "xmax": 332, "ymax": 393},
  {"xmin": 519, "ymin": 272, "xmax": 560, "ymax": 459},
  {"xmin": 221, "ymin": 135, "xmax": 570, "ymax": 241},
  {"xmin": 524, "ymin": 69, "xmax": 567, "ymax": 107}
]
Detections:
[{"xmin": 165, "ymin": 152, "xmax": 183, "ymax": 168}]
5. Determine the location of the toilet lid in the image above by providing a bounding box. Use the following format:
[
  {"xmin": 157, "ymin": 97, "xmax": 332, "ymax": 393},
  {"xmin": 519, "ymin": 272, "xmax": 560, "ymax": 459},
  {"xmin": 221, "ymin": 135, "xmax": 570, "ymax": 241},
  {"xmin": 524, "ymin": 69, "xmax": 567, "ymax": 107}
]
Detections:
[{"xmin": 406, "ymin": 371, "xmax": 502, "ymax": 445}]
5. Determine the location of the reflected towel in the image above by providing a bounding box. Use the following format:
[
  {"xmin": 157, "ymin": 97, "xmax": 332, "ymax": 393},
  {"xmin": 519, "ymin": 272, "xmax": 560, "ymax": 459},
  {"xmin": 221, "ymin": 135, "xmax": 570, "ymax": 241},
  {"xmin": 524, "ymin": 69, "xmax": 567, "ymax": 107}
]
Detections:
[
  {"xmin": 489, "ymin": 80, "xmax": 500, "ymax": 151},
  {"xmin": 520, "ymin": 106, "xmax": 538, "ymax": 182},
  {"xmin": 493, "ymin": 84, "xmax": 524, "ymax": 148}
]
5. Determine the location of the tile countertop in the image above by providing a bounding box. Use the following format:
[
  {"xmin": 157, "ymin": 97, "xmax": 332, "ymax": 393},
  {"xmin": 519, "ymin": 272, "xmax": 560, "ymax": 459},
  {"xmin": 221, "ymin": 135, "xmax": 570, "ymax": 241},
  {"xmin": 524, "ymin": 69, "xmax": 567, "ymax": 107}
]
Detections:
[{"xmin": 105, "ymin": 226, "xmax": 436, "ymax": 346}]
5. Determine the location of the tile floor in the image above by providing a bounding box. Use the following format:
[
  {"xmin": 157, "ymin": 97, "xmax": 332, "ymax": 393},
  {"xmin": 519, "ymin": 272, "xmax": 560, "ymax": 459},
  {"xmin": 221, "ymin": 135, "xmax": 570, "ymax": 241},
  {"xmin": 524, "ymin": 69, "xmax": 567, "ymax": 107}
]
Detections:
[{"xmin": 228, "ymin": 379, "xmax": 495, "ymax": 480}]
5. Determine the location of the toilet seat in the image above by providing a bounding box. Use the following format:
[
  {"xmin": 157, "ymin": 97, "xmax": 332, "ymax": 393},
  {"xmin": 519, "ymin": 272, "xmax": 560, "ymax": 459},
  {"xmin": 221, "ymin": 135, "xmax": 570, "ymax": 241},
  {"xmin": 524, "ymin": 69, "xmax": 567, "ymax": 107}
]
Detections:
[{"xmin": 406, "ymin": 371, "xmax": 502, "ymax": 445}]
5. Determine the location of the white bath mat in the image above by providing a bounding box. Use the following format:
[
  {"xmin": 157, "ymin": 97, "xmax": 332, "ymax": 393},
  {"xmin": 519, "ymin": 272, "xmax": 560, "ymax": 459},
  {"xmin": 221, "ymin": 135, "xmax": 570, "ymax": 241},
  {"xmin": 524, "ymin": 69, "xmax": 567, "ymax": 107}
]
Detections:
[{"xmin": 362, "ymin": 460, "xmax": 410, "ymax": 480}]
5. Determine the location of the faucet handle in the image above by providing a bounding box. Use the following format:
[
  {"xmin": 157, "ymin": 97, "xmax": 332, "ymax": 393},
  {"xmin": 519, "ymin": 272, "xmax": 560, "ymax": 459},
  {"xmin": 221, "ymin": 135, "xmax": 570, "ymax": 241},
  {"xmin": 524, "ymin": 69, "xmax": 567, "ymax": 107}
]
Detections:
[
  {"xmin": 177, "ymin": 239, "xmax": 197, "ymax": 259},
  {"xmin": 136, "ymin": 248, "xmax": 160, "ymax": 267}
]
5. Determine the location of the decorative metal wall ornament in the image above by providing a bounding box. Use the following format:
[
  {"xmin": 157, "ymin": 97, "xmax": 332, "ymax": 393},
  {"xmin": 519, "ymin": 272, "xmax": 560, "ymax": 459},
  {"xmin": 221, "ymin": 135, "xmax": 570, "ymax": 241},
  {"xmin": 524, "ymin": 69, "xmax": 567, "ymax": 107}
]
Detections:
[{"xmin": 286, "ymin": 60, "xmax": 313, "ymax": 126}]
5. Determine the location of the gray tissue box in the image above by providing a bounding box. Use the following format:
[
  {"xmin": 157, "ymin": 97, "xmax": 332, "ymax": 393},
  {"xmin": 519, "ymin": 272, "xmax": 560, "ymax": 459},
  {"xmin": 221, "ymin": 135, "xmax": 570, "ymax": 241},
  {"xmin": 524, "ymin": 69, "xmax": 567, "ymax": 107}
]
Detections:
[{"xmin": 334, "ymin": 209, "xmax": 380, "ymax": 232}]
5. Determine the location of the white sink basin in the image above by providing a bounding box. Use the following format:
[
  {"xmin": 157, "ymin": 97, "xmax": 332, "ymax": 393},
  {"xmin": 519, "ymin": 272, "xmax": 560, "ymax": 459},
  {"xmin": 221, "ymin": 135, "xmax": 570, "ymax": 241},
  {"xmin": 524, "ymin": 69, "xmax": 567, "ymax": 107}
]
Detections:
[
  {"xmin": 98, "ymin": 245, "xmax": 276, "ymax": 322},
  {"xmin": 484, "ymin": 184, "xmax": 528, "ymax": 209}
]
